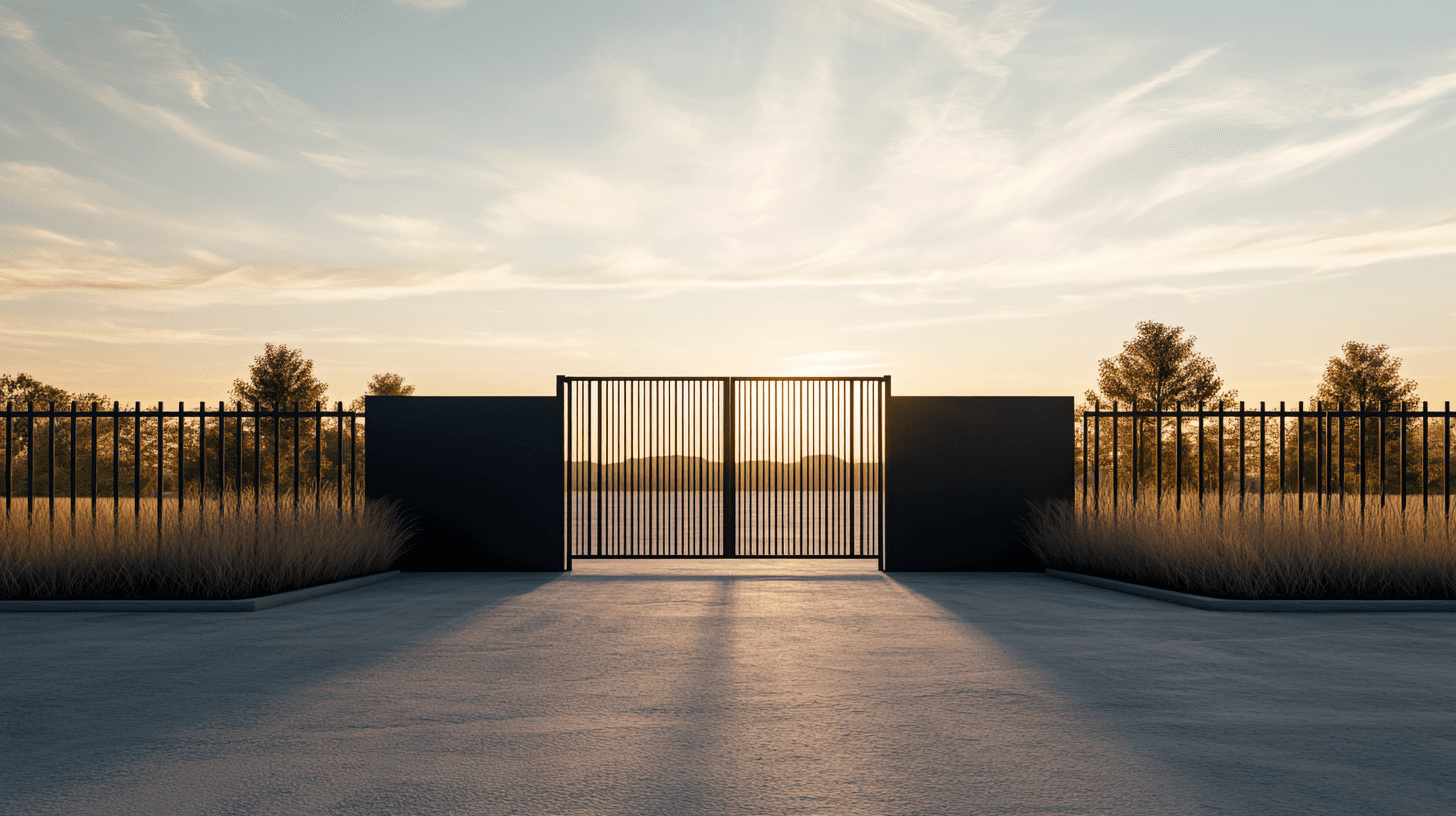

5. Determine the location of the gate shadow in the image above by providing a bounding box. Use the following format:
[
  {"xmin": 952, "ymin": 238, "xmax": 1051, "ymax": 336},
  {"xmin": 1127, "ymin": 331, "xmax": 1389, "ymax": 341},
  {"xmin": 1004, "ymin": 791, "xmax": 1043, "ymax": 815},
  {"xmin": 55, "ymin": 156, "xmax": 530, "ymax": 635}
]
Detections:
[{"xmin": 0, "ymin": 572, "xmax": 565, "ymax": 807}]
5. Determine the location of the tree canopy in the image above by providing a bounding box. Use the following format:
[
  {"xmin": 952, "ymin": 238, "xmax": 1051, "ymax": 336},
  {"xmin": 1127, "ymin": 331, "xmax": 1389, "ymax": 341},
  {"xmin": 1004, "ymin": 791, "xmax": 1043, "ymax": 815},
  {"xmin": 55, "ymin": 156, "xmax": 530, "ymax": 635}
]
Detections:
[
  {"xmin": 350, "ymin": 372, "xmax": 415, "ymax": 412},
  {"xmin": 230, "ymin": 344, "xmax": 329, "ymax": 408},
  {"xmin": 0, "ymin": 373, "xmax": 107, "ymax": 408},
  {"xmin": 1086, "ymin": 321, "xmax": 1235, "ymax": 407},
  {"xmin": 1312, "ymin": 342, "xmax": 1418, "ymax": 407}
]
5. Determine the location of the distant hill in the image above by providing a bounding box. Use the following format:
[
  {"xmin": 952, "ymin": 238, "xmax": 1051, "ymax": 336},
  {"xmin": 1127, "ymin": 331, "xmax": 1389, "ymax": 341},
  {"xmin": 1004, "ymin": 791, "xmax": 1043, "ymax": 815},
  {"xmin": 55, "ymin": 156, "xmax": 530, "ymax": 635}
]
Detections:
[{"xmin": 567, "ymin": 455, "xmax": 880, "ymax": 491}]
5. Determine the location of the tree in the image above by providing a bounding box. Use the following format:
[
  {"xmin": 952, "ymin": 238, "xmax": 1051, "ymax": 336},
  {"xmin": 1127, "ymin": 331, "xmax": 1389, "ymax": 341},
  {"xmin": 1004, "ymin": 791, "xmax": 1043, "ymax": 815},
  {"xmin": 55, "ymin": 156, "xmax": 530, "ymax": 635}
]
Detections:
[
  {"xmin": 1311, "ymin": 342, "xmax": 1422, "ymax": 496},
  {"xmin": 1312, "ymin": 342, "xmax": 1418, "ymax": 408},
  {"xmin": 1085, "ymin": 321, "xmax": 1236, "ymax": 408},
  {"xmin": 350, "ymin": 372, "xmax": 415, "ymax": 412},
  {"xmin": 0, "ymin": 374, "xmax": 117, "ymax": 498},
  {"xmin": 0, "ymin": 373, "xmax": 85, "ymax": 407},
  {"xmin": 230, "ymin": 344, "xmax": 329, "ymax": 408},
  {"xmin": 1080, "ymin": 322, "xmax": 1238, "ymax": 498}
]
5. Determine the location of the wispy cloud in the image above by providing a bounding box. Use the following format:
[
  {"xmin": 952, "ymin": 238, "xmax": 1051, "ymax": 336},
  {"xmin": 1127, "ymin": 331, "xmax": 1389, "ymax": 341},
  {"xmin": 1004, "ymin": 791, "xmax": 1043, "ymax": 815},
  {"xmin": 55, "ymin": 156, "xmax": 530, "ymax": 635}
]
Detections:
[
  {"xmin": 392, "ymin": 0, "xmax": 469, "ymax": 10},
  {"xmin": 1123, "ymin": 111, "xmax": 1423, "ymax": 217},
  {"xmin": 91, "ymin": 85, "xmax": 272, "ymax": 168},
  {"xmin": 860, "ymin": 0, "xmax": 1043, "ymax": 75},
  {"xmin": 1335, "ymin": 70, "xmax": 1456, "ymax": 118},
  {"xmin": 5, "ymin": 0, "xmax": 1456, "ymax": 310}
]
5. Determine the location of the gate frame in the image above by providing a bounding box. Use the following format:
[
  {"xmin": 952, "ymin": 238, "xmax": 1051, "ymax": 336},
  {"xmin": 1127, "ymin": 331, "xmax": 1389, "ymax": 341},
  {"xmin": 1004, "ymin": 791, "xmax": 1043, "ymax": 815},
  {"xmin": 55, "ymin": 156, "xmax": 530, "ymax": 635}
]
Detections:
[{"xmin": 559, "ymin": 375, "xmax": 890, "ymax": 569}]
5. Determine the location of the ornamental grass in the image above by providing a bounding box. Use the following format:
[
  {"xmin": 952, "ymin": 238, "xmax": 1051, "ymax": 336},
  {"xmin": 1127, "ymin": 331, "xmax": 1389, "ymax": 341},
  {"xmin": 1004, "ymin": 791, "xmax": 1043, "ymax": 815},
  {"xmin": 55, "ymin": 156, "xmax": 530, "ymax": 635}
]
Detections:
[
  {"xmin": 0, "ymin": 493, "xmax": 409, "ymax": 601},
  {"xmin": 1023, "ymin": 494, "xmax": 1456, "ymax": 600}
]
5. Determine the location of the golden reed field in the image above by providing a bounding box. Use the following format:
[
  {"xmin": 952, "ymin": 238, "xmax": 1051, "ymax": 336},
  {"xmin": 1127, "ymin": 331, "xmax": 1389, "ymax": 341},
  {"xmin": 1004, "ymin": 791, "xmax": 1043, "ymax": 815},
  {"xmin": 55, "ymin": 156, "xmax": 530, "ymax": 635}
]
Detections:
[
  {"xmin": 0, "ymin": 494, "xmax": 409, "ymax": 601},
  {"xmin": 1024, "ymin": 495, "xmax": 1456, "ymax": 600}
]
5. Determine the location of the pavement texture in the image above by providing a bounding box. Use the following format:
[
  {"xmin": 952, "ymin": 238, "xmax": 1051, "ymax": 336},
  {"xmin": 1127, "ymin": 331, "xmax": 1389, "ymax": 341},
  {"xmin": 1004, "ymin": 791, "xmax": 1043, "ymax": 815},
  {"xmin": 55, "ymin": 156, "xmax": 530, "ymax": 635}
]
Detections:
[{"xmin": 2, "ymin": 560, "xmax": 1452, "ymax": 816}]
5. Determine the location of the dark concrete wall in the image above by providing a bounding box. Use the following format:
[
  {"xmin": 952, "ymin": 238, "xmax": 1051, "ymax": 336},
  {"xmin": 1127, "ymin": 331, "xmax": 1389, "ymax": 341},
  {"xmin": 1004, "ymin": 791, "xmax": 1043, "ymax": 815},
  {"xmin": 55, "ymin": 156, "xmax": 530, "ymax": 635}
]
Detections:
[
  {"xmin": 886, "ymin": 396, "xmax": 1072, "ymax": 571},
  {"xmin": 367, "ymin": 396, "xmax": 563, "ymax": 571}
]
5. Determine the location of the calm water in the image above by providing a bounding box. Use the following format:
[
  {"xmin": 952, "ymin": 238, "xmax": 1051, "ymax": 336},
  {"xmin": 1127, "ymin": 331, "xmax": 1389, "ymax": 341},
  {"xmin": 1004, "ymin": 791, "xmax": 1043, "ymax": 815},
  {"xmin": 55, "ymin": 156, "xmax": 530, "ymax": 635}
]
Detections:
[{"xmin": 567, "ymin": 490, "xmax": 882, "ymax": 557}]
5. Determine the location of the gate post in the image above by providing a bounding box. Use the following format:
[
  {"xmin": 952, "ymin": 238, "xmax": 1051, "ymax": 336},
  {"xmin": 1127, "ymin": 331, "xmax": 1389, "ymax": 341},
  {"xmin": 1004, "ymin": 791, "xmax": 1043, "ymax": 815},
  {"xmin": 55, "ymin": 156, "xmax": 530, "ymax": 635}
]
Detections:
[
  {"xmin": 722, "ymin": 377, "xmax": 736, "ymax": 556},
  {"xmin": 885, "ymin": 396, "xmax": 1072, "ymax": 570},
  {"xmin": 367, "ymin": 396, "xmax": 566, "ymax": 571}
]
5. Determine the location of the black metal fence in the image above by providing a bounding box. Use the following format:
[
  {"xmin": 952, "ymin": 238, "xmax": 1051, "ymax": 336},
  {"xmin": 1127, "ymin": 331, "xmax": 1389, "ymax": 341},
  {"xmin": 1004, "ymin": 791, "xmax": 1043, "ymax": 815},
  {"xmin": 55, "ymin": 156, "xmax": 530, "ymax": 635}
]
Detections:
[
  {"xmin": 1080, "ymin": 401, "xmax": 1454, "ymax": 517},
  {"xmin": 561, "ymin": 376, "xmax": 888, "ymax": 561},
  {"xmin": 2, "ymin": 401, "xmax": 364, "ymax": 528}
]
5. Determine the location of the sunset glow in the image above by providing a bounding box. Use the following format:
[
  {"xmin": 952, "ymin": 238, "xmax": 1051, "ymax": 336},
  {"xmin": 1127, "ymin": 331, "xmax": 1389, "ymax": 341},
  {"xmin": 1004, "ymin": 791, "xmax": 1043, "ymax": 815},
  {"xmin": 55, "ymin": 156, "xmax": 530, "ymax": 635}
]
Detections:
[{"xmin": 2, "ymin": 1, "xmax": 1452, "ymax": 402}]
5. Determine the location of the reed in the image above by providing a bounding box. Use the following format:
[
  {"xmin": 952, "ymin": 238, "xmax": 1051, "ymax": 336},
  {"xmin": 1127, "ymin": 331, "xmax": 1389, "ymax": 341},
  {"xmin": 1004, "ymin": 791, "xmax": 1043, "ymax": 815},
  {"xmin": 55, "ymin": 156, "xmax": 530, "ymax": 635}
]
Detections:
[
  {"xmin": 0, "ymin": 493, "xmax": 409, "ymax": 600},
  {"xmin": 1023, "ymin": 495, "xmax": 1456, "ymax": 600}
]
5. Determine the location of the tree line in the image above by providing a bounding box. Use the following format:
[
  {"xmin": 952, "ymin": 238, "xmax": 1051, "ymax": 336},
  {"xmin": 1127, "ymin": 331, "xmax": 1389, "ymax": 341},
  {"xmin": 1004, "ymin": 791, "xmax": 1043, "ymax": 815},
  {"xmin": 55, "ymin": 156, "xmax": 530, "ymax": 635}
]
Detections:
[
  {"xmin": 1080, "ymin": 321, "xmax": 1441, "ymax": 496},
  {"xmin": 0, "ymin": 345, "xmax": 412, "ymax": 500}
]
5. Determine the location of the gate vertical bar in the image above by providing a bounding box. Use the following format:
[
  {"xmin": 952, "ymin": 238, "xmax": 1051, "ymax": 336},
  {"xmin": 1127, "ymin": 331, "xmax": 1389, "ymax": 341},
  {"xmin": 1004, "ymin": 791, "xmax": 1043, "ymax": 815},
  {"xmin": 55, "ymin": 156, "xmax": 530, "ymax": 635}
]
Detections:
[
  {"xmin": 723, "ymin": 377, "xmax": 736, "ymax": 557},
  {"xmin": 596, "ymin": 380, "xmax": 602, "ymax": 556},
  {"xmin": 844, "ymin": 381, "xmax": 850, "ymax": 553}
]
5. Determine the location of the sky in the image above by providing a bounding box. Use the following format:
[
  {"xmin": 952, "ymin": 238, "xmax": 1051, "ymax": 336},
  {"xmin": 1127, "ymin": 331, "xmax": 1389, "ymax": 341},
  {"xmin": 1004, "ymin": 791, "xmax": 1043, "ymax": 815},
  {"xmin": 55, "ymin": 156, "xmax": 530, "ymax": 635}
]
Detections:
[{"xmin": 1, "ymin": 0, "xmax": 1454, "ymax": 405}]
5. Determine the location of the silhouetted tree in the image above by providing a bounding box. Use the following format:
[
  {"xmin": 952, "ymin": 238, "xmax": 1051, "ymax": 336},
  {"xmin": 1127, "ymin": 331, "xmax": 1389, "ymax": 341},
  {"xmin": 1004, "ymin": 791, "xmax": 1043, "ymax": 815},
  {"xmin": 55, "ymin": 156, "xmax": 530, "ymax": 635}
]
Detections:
[
  {"xmin": 1311, "ymin": 342, "xmax": 1418, "ymax": 407},
  {"xmin": 1085, "ymin": 321, "xmax": 1236, "ymax": 408},
  {"xmin": 0, "ymin": 373, "xmax": 102, "ymax": 407},
  {"xmin": 230, "ymin": 344, "xmax": 328, "ymax": 408},
  {"xmin": 350, "ymin": 372, "xmax": 414, "ymax": 412},
  {"xmin": 1080, "ymin": 322, "xmax": 1238, "ymax": 497},
  {"xmin": 1310, "ymin": 342, "xmax": 1423, "ymax": 496},
  {"xmin": 0, "ymin": 374, "xmax": 122, "ymax": 498}
]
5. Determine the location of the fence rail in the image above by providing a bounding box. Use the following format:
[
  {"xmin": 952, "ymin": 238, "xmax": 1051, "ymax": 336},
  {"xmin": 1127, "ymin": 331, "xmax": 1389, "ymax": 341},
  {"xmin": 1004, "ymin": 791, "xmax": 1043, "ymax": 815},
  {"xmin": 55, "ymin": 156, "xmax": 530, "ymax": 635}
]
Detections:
[
  {"xmin": 2, "ymin": 401, "xmax": 363, "ymax": 529},
  {"xmin": 1080, "ymin": 400, "xmax": 1454, "ymax": 517}
]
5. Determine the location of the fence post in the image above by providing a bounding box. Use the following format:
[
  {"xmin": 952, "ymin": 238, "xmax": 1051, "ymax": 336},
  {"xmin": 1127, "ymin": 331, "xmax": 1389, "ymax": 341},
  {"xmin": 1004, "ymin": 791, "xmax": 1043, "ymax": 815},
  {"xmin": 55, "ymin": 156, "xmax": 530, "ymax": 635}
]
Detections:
[
  {"xmin": 1131, "ymin": 400, "xmax": 1139, "ymax": 509},
  {"xmin": 1297, "ymin": 402, "xmax": 1304, "ymax": 512},
  {"xmin": 559, "ymin": 376, "xmax": 571, "ymax": 571},
  {"xmin": 1092, "ymin": 400, "xmax": 1100, "ymax": 516},
  {"xmin": 1111, "ymin": 401, "xmax": 1119, "ymax": 518},
  {"xmin": 1174, "ymin": 401, "xmax": 1182, "ymax": 513}
]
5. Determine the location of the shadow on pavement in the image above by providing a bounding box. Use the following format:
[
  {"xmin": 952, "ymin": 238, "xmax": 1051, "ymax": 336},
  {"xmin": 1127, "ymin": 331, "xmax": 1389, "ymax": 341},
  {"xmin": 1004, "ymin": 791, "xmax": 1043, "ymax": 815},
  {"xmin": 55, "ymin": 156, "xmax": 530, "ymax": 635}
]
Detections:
[
  {"xmin": 0, "ymin": 572, "xmax": 565, "ymax": 804},
  {"xmin": 883, "ymin": 571, "xmax": 1456, "ymax": 816}
]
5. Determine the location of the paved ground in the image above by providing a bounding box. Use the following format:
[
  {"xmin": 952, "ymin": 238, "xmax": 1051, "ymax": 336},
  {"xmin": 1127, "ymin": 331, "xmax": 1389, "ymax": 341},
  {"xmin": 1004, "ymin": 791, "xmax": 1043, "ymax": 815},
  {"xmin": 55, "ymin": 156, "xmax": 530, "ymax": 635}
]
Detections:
[{"xmin": 2, "ymin": 561, "xmax": 1452, "ymax": 815}]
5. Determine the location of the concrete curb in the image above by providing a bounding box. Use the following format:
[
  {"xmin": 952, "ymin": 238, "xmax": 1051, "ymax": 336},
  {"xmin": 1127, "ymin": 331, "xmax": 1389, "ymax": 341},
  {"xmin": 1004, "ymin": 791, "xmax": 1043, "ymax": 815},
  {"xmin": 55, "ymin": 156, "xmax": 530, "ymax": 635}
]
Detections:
[
  {"xmin": 1046, "ymin": 569, "xmax": 1456, "ymax": 612},
  {"xmin": 0, "ymin": 571, "xmax": 402, "ymax": 613}
]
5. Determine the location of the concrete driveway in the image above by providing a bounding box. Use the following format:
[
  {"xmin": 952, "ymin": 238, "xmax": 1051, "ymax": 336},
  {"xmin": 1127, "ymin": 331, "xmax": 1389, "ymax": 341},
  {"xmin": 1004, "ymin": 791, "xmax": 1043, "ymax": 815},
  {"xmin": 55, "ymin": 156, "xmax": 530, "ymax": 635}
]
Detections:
[{"xmin": 2, "ymin": 560, "xmax": 1452, "ymax": 815}]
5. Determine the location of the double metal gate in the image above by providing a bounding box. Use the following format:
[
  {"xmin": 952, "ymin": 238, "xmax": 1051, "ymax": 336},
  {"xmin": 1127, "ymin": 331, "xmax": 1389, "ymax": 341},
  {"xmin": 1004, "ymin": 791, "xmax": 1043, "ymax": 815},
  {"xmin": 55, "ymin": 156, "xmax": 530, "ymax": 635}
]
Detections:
[{"xmin": 561, "ymin": 376, "xmax": 888, "ymax": 564}]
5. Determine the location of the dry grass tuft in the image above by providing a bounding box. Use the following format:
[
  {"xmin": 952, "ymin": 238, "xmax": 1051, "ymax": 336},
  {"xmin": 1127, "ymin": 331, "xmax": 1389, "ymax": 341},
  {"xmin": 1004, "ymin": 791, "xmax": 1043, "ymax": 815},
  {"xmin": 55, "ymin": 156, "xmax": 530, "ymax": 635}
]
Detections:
[
  {"xmin": 0, "ymin": 495, "xmax": 410, "ymax": 600},
  {"xmin": 1023, "ymin": 495, "xmax": 1456, "ymax": 600}
]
